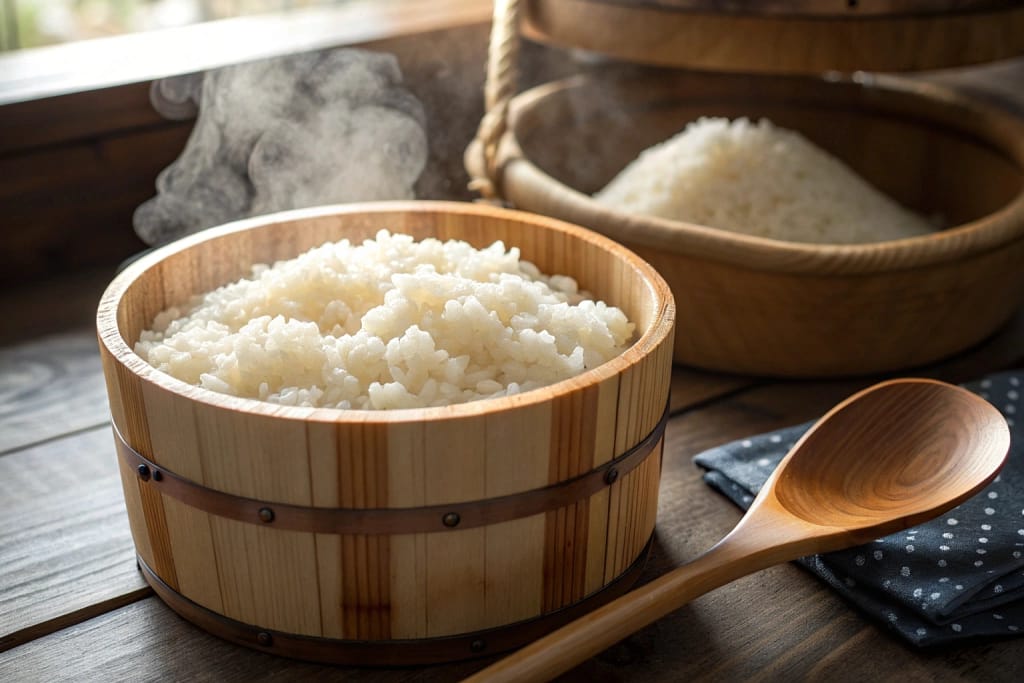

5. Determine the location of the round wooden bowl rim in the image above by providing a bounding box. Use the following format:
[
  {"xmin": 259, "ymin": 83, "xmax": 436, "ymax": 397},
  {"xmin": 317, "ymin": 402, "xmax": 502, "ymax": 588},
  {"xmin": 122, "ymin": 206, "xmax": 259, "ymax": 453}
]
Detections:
[
  {"xmin": 520, "ymin": 0, "xmax": 1024, "ymax": 73},
  {"xmin": 97, "ymin": 200, "xmax": 675, "ymax": 425},
  {"xmin": 496, "ymin": 71, "xmax": 1024, "ymax": 276}
]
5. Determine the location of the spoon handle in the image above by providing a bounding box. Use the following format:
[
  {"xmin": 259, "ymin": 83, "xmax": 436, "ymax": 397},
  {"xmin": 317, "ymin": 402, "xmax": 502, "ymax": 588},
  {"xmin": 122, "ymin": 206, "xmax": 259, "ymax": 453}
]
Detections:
[{"xmin": 462, "ymin": 531, "xmax": 779, "ymax": 683}]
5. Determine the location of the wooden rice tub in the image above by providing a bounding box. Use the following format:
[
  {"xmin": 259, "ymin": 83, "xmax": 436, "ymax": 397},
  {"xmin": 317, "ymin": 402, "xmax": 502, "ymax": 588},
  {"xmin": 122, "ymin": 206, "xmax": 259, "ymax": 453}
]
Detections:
[
  {"xmin": 96, "ymin": 201, "xmax": 675, "ymax": 664},
  {"xmin": 468, "ymin": 68, "xmax": 1024, "ymax": 376},
  {"xmin": 466, "ymin": 1, "xmax": 1024, "ymax": 377}
]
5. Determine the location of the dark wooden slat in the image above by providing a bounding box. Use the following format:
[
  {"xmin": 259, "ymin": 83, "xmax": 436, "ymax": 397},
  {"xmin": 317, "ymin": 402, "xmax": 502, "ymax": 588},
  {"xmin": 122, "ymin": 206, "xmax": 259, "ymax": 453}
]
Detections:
[
  {"xmin": 0, "ymin": 426, "xmax": 148, "ymax": 652},
  {"xmin": 0, "ymin": 268, "xmax": 115, "ymax": 346},
  {"xmin": 0, "ymin": 82, "xmax": 165, "ymax": 155},
  {"xmin": 669, "ymin": 367, "xmax": 759, "ymax": 415},
  {"xmin": 0, "ymin": 124, "xmax": 185, "ymax": 285},
  {"xmin": 0, "ymin": 330, "xmax": 111, "ymax": 454}
]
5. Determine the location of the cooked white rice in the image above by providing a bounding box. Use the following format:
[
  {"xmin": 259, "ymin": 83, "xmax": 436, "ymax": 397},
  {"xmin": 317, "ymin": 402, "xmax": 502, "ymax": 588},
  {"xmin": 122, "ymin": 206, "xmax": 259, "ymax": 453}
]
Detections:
[
  {"xmin": 594, "ymin": 117, "xmax": 936, "ymax": 244},
  {"xmin": 135, "ymin": 230, "xmax": 634, "ymax": 410}
]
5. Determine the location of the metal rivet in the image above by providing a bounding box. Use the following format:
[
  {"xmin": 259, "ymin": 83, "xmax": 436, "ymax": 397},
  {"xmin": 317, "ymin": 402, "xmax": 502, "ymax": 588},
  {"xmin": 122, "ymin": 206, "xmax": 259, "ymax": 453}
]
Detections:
[
  {"xmin": 137, "ymin": 464, "xmax": 151, "ymax": 481},
  {"xmin": 257, "ymin": 631, "xmax": 273, "ymax": 647},
  {"xmin": 442, "ymin": 512, "xmax": 461, "ymax": 528},
  {"xmin": 605, "ymin": 467, "xmax": 619, "ymax": 485},
  {"xmin": 470, "ymin": 639, "xmax": 486, "ymax": 653},
  {"xmin": 258, "ymin": 507, "xmax": 275, "ymax": 523},
  {"xmin": 152, "ymin": 470, "xmax": 163, "ymax": 482}
]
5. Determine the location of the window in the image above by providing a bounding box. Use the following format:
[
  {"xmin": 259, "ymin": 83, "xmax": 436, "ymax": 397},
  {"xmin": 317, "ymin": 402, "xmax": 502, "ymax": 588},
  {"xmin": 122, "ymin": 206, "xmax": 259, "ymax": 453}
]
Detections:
[{"xmin": 0, "ymin": 0, "xmax": 354, "ymax": 51}]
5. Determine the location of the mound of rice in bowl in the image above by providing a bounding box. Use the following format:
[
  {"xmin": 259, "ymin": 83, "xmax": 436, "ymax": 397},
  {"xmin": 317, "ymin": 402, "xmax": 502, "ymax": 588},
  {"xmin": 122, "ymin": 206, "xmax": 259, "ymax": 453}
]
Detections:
[
  {"xmin": 595, "ymin": 117, "xmax": 937, "ymax": 244},
  {"xmin": 135, "ymin": 230, "xmax": 635, "ymax": 410}
]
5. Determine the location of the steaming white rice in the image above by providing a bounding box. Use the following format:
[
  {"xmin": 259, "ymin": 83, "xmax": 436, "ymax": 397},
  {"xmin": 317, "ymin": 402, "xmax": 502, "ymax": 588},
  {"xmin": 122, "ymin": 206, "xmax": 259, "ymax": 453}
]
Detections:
[
  {"xmin": 135, "ymin": 231, "xmax": 634, "ymax": 410},
  {"xmin": 595, "ymin": 117, "xmax": 936, "ymax": 244}
]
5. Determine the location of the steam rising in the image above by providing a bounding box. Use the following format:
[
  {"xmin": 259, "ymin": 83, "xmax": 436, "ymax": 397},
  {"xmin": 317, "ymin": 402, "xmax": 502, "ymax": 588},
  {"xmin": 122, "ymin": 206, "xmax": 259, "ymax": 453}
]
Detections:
[{"xmin": 135, "ymin": 50, "xmax": 428, "ymax": 246}]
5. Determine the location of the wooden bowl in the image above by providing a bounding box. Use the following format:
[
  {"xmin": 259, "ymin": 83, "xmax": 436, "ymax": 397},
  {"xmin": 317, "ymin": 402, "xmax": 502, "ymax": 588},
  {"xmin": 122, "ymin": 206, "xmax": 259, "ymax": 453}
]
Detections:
[
  {"xmin": 520, "ymin": 0, "xmax": 1024, "ymax": 74},
  {"xmin": 96, "ymin": 201, "xmax": 675, "ymax": 664},
  {"xmin": 470, "ymin": 69, "xmax": 1024, "ymax": 376}
]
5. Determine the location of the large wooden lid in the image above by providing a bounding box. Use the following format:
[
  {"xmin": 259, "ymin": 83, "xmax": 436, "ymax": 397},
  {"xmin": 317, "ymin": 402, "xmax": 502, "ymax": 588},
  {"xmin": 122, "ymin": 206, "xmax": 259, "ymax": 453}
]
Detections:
[{"xmin": 521, "ymin": 0, "xmax": 1024, "ymax": 73}]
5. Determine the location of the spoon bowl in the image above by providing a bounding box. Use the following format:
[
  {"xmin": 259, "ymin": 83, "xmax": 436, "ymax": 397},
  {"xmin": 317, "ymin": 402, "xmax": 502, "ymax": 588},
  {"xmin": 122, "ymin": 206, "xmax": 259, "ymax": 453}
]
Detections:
[
  {"xmin": 465, "ymin": 378, "xmax": 1011, "ymax": 683},
  {"xmin": 773, "ymin": 379, "xmax": 1009, "ymax": 538}
]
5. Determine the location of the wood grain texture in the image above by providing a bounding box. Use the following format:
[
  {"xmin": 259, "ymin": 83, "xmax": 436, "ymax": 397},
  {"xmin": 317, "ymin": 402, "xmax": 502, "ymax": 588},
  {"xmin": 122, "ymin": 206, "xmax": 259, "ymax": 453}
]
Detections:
[
  {"xmin": 0, "ymin": 238, "xmax": 1018, "ymax": 667},
  {"xmin": 0, "ymin": 426, "xmax": 148, "ymax": 652},
  {"xmin": 5, "ymin": 369, "xmax": 1024, "ymax": 680},
  {"xmin": 0, "ymin": 304, "xmax": 1019, "ymax": 673},
  {"xmin": 0, "ymin": 125, "xmax": 183, "ymax": 285},
  {"xmin": 481, "ymin": 66, "xmax": 1024, "ymax": 376},
  {"xmin": 468, "ymin": 380, "xmax": 1009, "ymax": 682},
  {"xmin": 0, "ymin": 269, "xmax": 117, "ymax": 346},
  {"xmin": 0, "ymin": 330, "xmax": 110, "ymax": 453},
  {"xmin": 95, "ymin": 201, "xmax": 675, "ymax": 650},
  {"xmin": 521, "ymin": 0, "xmax": 1024, "ymax": 73}
]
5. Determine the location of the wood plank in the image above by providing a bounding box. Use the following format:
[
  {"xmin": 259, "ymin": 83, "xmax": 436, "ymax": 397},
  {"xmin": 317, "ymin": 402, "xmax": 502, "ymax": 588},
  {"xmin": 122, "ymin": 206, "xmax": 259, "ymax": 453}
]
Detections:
[
  {"xmin": 0, "ymin": 329, "xmax": 110, "ymax": 453},
  {"xmin": 0, "ymin": 425, "xmax": 148, "ymax": 652},
  {"xmin": 5, "ymin": 393, "xmax": 1024, "ymax": 680},
  {"xmin": 0, "ymin": 268, "xmax": 117, "ymax": 346},
  {"xmin": 0, "ymin": 124, "xmax": 185, "ymax": 285},
  {"xmin": 0, "ymin": 598, "xmax": 490, "ymax": 681},
  {"xmin": 483, "ymin": 402, "xmax": 548, "ymax": 626},
  {"xmin": 668, "ymin": 367, "xmax": 759, "ymax": 415}
]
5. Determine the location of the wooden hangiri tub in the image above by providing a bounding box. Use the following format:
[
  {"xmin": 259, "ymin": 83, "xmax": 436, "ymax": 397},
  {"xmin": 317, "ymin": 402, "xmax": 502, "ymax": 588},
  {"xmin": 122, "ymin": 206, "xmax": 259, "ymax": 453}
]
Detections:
[{"xmin": 96, "ymin": 201, "xmax": 676, "ymax": 664}]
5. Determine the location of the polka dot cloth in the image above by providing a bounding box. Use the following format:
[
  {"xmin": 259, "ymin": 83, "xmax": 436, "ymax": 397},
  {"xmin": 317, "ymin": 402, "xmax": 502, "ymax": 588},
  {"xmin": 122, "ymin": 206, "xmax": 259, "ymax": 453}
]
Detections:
[{"xmin": 694, "ymin": 370, "xmax": 1023, "ymax": 647}]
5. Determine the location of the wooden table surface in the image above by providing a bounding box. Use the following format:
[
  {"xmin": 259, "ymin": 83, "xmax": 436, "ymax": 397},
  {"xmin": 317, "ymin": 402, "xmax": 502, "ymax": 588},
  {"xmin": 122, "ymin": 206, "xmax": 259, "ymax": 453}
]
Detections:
[
  {"xmin": 1, "ymin": 272, "xmax": 1023, "ymax": 681},
  {"xmin": 1, "ymin": 48, "xmax": 1023, "ymax": 682}
]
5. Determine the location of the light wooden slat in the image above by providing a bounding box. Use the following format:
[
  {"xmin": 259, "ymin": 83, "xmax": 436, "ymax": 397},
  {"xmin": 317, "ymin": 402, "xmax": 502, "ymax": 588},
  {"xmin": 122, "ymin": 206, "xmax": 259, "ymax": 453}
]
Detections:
[
  {"xmin": 139, "ymin": 380, "xmax": 224, "ymax": 612},
  {"xmin": 0, "ymin": 426, "xmax": 147, "ymax": 652},
  {"xmin": 543, "ymin": 389, "xmax": 593, "ymax": 611},
  {"xmin": 386, "ymin": 421, "xmax": 428, "ymax": 639},
  {"xmin": 0, "ymin": 330, "xmax": 110, "ymax": 453},
  {"xmin": 584, "ymin": 375, "xmax": 619, "ymax": 595},
  {"xmin": 423, "ymin": 418, "xmax": 487, "ymax": 637},
  {"xmin": 483, "ymin": 402, "xmax": 549, "ymax": 626},
  {"xmin": 109, "ymin": 359, "xmax": 183, "ymax": 590},
  {"xmin": 307, "ymin": 418, "xmax": 343, "ymax": 638},
  {"xmin": 191, "ymin": 409, "xmax": 321, "ymax": 636}
]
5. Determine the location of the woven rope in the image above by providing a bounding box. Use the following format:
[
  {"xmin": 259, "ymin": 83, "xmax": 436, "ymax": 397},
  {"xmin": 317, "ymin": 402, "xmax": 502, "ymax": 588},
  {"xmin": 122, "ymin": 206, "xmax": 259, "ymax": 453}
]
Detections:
[{"xmin": 467, "ymin": 0, "xmax": 521, "ymax": 200}]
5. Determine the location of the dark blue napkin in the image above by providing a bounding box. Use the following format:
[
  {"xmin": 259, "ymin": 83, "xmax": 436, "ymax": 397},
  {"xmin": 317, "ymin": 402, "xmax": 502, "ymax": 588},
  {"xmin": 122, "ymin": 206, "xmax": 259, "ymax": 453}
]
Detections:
[{"xmin": 693, "ymin": 371, "xmax": 1023, "ymax": 646}]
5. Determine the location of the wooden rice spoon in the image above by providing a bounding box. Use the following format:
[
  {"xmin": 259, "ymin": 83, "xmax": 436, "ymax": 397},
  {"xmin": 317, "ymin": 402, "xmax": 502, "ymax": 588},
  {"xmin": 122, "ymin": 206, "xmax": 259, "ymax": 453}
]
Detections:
[{"xmin": 464, "ymin": 378, "xmax": 1011, "ymax": 683}]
